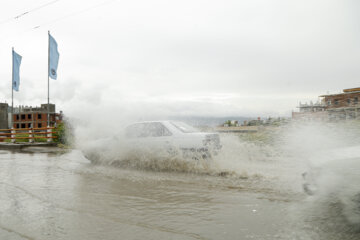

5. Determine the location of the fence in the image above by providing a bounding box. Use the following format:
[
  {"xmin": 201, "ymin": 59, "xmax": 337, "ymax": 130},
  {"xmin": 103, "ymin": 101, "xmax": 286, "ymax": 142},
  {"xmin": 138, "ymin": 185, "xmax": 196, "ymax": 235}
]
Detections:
[{"xmin": 0, "ymin": 127, "xmax": 57, "ymax": 143}]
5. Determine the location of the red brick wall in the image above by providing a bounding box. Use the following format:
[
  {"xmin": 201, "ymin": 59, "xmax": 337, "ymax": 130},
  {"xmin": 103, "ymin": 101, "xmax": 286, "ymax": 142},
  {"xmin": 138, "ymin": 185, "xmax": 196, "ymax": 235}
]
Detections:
[
  {"xmin": 13, "ymin": 112, "xmax": 57, "ymax": 129},
  {"xmin": 323, "ymin": 92, "xmax": 360, "ymax": 109}
]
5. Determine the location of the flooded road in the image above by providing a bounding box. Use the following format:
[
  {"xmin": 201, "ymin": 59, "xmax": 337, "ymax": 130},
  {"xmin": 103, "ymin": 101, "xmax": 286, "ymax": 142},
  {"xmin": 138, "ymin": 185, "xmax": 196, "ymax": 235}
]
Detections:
[{"xmin": 0, "ymin": 148, "xmax": 358, "ymax": 240}]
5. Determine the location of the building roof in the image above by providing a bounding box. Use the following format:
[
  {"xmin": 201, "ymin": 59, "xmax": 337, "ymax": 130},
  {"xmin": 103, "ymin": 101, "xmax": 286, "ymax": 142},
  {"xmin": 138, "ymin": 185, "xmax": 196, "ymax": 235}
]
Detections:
[
  {"xmin": 344, "ymin": 87, "xmax": 360, "ymax": 93},
  {"xmin": 319, "ymin": 90, "xmax": 360, "ymax": 97}
]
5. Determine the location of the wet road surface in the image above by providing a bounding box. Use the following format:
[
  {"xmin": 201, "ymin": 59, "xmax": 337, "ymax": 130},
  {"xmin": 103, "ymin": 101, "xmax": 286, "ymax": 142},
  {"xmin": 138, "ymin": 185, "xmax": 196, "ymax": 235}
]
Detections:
[{"xmin": 0, "ymin": 149, "xmax": 358, "ymax": 240}]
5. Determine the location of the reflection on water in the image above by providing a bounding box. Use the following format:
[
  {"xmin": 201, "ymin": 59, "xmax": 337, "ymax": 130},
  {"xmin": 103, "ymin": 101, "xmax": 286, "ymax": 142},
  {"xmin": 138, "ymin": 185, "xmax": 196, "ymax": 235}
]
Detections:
[{"xmin": 0, "ymin": 149, "xmax": 358, "ymax": 240}]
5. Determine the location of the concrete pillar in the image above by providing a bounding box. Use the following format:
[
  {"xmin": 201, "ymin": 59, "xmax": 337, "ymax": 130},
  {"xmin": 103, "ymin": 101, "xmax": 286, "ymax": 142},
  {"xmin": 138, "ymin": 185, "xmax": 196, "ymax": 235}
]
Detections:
[
  {"xmin": 11, "ymin": 128, "xmax": 15, "ymax": 143},
  {"xmin": 29, "ymin": 129, "xmax": 34, "ymax": 143},
  {"xmin": 47, "ymin": 126, "xmax": 52, "ymax": 143}
]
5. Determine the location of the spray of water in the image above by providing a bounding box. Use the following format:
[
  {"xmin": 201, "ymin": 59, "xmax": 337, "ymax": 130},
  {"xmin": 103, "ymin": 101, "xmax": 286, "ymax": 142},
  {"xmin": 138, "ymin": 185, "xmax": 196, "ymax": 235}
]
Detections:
[
  {"xmin": 73, "ymin": 107, "xmax": 360, "ymax": 235},
  {"xmin": 279, "ymin": 121, "xmax": 360, "ymax": 235},
  {"xmin": 75, "ymin": 116, "xmax": 304, "ymax": 197}
]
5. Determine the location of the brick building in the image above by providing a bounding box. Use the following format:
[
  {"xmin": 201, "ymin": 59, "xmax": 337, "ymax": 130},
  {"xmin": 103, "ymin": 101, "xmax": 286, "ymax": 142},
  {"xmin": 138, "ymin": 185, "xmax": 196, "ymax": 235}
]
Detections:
[
  {"xmin": 292, "ymin": 87, "xmax": 360, "ymax": 121},
  {"xmin": 0, "ymin": 103, "xmax": 62, "ymax": 129},
  {"xmin": 12, "ymin": 104, "xmax": 62, "ymax": 129},
  {"xmin": 320, "ymin": 87, "xmax": 360, "ymax": 120}
]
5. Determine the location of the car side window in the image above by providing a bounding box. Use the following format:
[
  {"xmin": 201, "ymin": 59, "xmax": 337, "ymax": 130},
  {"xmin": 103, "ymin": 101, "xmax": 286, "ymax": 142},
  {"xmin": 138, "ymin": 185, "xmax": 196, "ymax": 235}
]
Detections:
[
  {"xmin": 126, "ymin": 123, "xmax": 172, "ymax": 138},
  {"xmin": 125, "ymin": 123, "xmax": 145, "ymax": 138},
  {"xmin": 145, "ymin": 123, "xmax": 172, "ymax": 137}
]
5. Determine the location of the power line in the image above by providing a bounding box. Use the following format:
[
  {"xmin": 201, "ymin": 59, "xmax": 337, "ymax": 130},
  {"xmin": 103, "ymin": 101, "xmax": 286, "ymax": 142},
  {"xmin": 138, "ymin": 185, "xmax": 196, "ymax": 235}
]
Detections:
[
  {"xmin": 0, "ymin": 0, "xmax": 61, "ymax": 25},
  {"xmin": 32, "ymin": 0, "xmax": 117, "ymax": 30},
  {"xmin": 0, "ymin": 0, "xmax": 117, "ymax": 43},
  {"xmin": 15, "ymin": 0, "xmax": 60, "ymax": 19}
]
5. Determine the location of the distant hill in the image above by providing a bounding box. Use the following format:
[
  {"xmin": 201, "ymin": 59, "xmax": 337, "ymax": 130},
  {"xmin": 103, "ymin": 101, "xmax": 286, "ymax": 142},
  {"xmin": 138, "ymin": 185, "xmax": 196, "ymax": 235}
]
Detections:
[{"xmin": 168, "ymin": 116, "xmax": 252, "ymax": 127}]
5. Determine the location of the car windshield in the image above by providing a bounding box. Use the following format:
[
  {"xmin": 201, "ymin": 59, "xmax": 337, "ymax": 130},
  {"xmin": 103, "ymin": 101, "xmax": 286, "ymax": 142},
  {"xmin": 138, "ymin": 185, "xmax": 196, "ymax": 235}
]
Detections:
[{"xmin": 170, "ymin": 121, "xmax": 198, "ymax": 133}]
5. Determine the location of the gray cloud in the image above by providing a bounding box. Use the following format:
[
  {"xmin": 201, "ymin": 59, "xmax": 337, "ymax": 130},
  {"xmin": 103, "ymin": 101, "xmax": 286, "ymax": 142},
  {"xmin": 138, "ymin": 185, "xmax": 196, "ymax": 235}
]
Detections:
[{"xmin": 0, "ymin": 0, "xmax": 359, "ymax": 118}]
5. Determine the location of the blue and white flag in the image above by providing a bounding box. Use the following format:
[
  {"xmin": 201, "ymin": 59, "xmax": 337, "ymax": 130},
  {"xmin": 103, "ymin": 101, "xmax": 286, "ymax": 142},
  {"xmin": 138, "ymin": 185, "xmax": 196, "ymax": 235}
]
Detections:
[
  {"xmin": 12, "ymin": 49, "xmax": 22, "ymax": 92},
  {"xmin": 49, "ymin": 33, "xmax": 59, "ymax": 80}
]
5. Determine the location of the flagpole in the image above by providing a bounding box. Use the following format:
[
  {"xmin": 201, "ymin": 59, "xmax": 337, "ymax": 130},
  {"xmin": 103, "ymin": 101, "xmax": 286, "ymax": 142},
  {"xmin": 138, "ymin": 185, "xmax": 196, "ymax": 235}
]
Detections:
[
  {"xmin": 47, "ymin": 31, "xmax": 50, "ymax": 128},
  {"xmin": 11, "ymin": 47, "xmax": 14, "ymax": 129}
]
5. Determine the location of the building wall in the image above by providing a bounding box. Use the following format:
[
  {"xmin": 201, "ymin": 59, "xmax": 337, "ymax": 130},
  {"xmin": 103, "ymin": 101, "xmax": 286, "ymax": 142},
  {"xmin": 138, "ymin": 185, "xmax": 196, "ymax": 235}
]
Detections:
[
  {"xmin": 0, "ymin": 103, "xmax": 60, "ymax": 129},
  {"xmin": 323, "ymin": 92, "xmax": 360, "ymax": 109},
  {"xmin": 293, "ymin": 89, "xmax": 360, "ymax": 121},
  {"xmin": 40, "ymin": 103, "xmax": 55, "ymax": 113},
  {"xmin": 13, "ymin": 112, "xmax": 57, "ymax": 129},
  {"xmin": 0, "ymin": 103, "xmax": 8, "ymax": 129}
]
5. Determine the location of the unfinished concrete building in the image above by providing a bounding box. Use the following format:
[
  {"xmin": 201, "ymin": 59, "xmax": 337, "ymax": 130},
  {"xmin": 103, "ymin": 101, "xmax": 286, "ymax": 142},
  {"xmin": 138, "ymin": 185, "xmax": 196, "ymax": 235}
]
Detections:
[
  {"xmin": 320, "ymin": 87, "xmax": 360, "ymax": 120},
  {"xmin": 0, "ymin": 103, "xmax": 9, "ymax": 129},
  {"xmin": 0, "ymin": 103, "xmax": 62, "ymax": 129},
  {"xmin": 292, "ymin": 101, "xmax": 327, "ymax": 121},
  {"xmin": 293, "ymin": 87, "xmax": 360, "ymax": 121}
]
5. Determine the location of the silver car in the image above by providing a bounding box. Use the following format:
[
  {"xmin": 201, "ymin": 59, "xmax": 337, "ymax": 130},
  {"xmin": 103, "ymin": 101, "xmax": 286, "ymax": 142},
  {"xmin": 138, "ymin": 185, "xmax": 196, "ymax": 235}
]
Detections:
[{"xmin": 124, "ymin": 121, "xmax": 221, "ymax": 159}]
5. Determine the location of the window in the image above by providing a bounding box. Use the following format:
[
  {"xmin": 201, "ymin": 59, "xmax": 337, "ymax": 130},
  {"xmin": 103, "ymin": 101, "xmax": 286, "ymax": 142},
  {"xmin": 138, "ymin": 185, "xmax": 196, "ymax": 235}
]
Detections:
[
  {"xmin": 16, "ymin": 115, "xmax": 19, "ymax": 120},
  {"xmin": 38, "ymin": 123, "xmax": 42, "ymax": 128},
  {"xmin": 21, "ymin": 114, "xmax": 25, "ymax": 120},
  {"xmin": 125, "ymin": 122, "xmax": 172, "ymax": 138},
  {"xmin": 355, "ymin": 97, "xmax": 359, "ymax": 104},
  {"xmin": 334, "ymin": 99, "xmax": 339, "ymax": 105},
  {"xmin": 28, "ymin": 114, "xmax": 32, "ymax": 119},
  {"xmin": 21, "ymin": 123, "xmax": 26, "ymax": 128},
  {"xmin": 146, "ymin": 123, "xmax": 172, "ymax": 137},
  {"xmin": 28, "ymin": 123, "xmax": 32, "ymax": 128},
  {"xmin": 125, "ymin": 123, "xmax": 145, "ymax": 138},
  {"xmin": 38, "ymin": 114, "xmax": 42, "ymax": 119},
  {"xmin": 327, "ymin": 100, "xmax": 331, "ymax": 106},
  {"xmin": 16, "ymin": 124, "xmax": 19, "ymax": 129}
]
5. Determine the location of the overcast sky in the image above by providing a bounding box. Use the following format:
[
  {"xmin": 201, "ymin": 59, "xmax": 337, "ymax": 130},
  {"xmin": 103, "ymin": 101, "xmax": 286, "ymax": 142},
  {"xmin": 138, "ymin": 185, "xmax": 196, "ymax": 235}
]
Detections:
[{"xmin": 0, "ymin": 0, "xmax": 359, "ymax": 119}]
